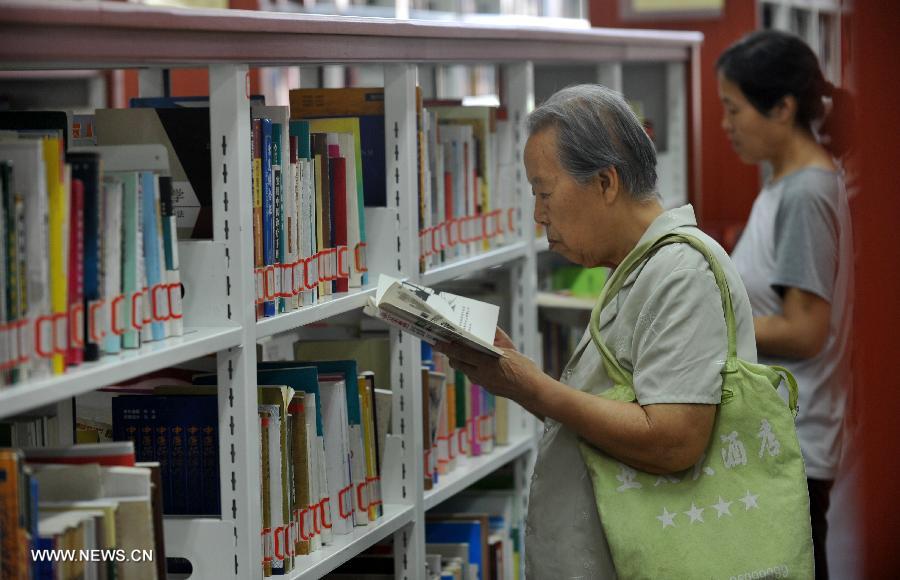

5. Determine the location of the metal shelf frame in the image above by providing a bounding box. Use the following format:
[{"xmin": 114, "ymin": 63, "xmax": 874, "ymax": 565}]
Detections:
[{"xmin": 0, "ymin": 3, "xmax": 700, "ymax": 578}]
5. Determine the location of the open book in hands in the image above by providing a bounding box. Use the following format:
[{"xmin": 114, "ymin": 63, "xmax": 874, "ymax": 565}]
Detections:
[{"xmin": 363, "ymin": 274, "xmax": 504, "ymax": 358}]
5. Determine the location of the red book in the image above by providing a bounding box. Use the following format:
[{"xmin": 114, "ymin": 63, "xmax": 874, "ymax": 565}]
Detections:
[
  {"xmin": 23, "ymin": 441, "xmax": 136, "ymax": 467},
  {"xmin": 66, "ymin": 177, "xmax": 85, "ymax": 366},
  {"xmin": 330, "ymin": 155, "xmax": 348, "ymax": 293}
]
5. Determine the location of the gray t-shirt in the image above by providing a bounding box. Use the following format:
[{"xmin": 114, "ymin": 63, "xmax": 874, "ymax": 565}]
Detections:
[
  {"xmin": 731, "ymin": 168, "xmax": 853, "ymax": 480},
  {"xmin": 525, "ymin": 205, "xmax": 757, "ymax": 579}
]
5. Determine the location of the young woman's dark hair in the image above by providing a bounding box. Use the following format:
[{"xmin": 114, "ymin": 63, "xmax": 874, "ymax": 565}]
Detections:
[{"xmin": 717, "ymin": 29, "xmax": 853, "ymax": 157}]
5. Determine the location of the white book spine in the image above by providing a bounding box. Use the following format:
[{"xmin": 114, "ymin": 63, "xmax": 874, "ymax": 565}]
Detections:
[
  {"xmin": 101, "ymin": 177, "xmax": 123, "ymax": 354},
  {"xmin": 339, "ymin": 134, "xmax": 362, "ymax": 289},
  {"xmin": 285, "ymin": 158, "xmax": 298, "ymax": 311}
]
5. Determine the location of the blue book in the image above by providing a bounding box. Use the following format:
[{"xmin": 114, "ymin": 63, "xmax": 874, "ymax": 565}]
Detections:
[
  {"xmin": 68, "ymin": 152, "xmax": 102, "ymax": 361},
  {"xmin": 33, "ymin": 537, "xmax": 54, "ymax": 579},
  {"xmin": 260, "ymin": 118, "xmax": 276, "ymax": 317},
  {"xmin": 129, "ymin": 95, "xmax": 266, "ymax": 109},
  {"xmin": 113, "ymin": 395, "xmax": 170, "ymax": 510},
  {"xmin": 289, "ymin": 120, "xmax": 311, "ymax": 160},
  {"xmin": 140, "ymin": 171, "xmax": 165, "ymax": 341},
  {"xmin": 358, "ymin": 115, "xmax": 386, "ymax": 208},
  {"xmin": 112, "ymin": 394, "xmax": 219, "ymax": 516},
  {"xmin": 426, "ymin": 520, "xmax": 485, "ymax": 580},
  {"xmin": 266, "ymin": 360, "xmax": 361, "ymax": 430},
  {"xmin": 27, "ymin": 471, "xmax": 39, "ymax": 578},
  {"xmin": 272, "ymin": 123, "xmax": 285, "ymax": 313}
]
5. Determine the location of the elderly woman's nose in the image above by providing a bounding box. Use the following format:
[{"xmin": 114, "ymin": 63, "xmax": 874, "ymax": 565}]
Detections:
[{"xmin": 533, "ymin": 196, "xmax": 548, "ymax": 224}]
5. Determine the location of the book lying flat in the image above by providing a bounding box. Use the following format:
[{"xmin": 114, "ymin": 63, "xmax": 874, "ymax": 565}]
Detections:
[{"xmin": 363, "ymin": 274, "xmax": 503, "ymax": 358}]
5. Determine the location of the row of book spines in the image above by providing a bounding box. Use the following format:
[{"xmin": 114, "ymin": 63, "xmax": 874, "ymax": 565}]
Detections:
[
  {"xmin": 0, "ymin": 281, "xmax": 182, "ymax": 366},
  {"xmin": 252, "ymin": 118, "xmax": 369, "ymax": 316},
  {"xmin": 259, "ymin": 375, "xmax": 384, "ymax": 574},
  {"xmin": 0, "ymin": 147, "xmax": 182, "ymax": 382},
  {"xmin": 418, "ymin": 209, "xmax": 515, "ymax": 261},
  {"xmin": 259, "ymin": 477, "xmax": 384, "ymax": 566},
  {"xmin": 426, "ymin": 413, "xmax": 497, "ymax": 485},
  {"xmin": 253, "ymin": 242, "xmax": 368, "ymax": 305},
  {"xmin": 252, "ymin": 120, "xmax": 368, "ymax": 318}
]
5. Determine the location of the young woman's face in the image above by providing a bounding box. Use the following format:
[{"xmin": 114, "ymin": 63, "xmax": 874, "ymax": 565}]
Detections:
[{"xmin": 717, "ymin": 72, "xmax": 782, "ymax": 165}]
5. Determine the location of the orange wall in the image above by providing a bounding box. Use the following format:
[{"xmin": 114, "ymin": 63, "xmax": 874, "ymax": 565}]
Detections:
[
  {"xmin": 589, "ymin": 0, "xmax": 759, "ymax": 240},
  {"xmin": 118, "ymin": 67, "xmax": 261, "ymax": 107}
]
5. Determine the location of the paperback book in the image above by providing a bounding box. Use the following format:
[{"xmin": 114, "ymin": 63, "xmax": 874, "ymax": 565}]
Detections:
[{"xmin": 363, "ymin": 274, "xmax": 502, "ymax": 358}]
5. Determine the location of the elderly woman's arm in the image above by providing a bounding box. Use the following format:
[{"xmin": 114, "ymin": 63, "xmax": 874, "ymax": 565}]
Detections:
[{"xmin": 437, "ymin": 340, "xmax": 715, "ymax": 475}]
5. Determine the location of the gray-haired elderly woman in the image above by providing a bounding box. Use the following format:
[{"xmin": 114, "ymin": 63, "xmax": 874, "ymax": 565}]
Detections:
[{"xmin": 436, "ymin": 84, "xmax": 759, "ymax": 578}]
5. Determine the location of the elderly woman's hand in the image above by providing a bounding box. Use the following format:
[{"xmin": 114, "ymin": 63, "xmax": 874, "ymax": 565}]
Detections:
[{"xmin": 434, "ymin": 327, "xmax": 543, "ymax": 405}]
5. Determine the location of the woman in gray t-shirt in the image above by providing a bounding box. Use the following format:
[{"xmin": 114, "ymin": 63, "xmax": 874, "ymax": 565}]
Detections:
[{"xmin": 717, "ymin": 30, "xmax": 854, "ymax": 580}]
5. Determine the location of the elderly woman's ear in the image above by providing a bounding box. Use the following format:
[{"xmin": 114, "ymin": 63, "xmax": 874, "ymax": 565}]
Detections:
[{"xmin": 595, "ymin": 165, "xmax": 621, "ymax": 204}]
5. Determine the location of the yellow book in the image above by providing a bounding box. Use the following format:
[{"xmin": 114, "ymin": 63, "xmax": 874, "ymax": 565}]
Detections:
[
  {"xmin": 252, "ymin": 120, "xmax": 264, "ymax": 318},
  {"xmin": 446, "ymin": 381, "xmax": 457, "ymax": 471},
  {"xmin": 289, "ymin": 392, "xmax": 312, "ymax": 555},
  {"xmin": 260, "ymin": 410, "xmax": 272, "ymax": 577},
  {"xmin": 43, "ymin": 137, "xmax": 67, "ymax": 374},
  {"xmin": 358, "ymin": 375, "xmax": 379, "ymax": 521},
  {"xmin": 305, "ymin": 118, "xmax": 365, "ymax": 289},
  {"xmin": 259, "ymin": 385, "xmax": 295, "ymax": 573}
]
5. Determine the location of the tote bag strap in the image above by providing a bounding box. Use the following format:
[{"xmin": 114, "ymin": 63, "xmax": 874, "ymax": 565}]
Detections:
[{"xmin": 589, "ymin": 232, "xmax": 739, "ymax": 392}]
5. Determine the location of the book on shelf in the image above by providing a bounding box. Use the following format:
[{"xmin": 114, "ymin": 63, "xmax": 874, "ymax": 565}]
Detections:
[
  {"xmin": 95, "ymin": 106, "xmax": 213, "ymax": 240},
  {"xmin": 246, "ymin": 111, "xmax": 369, "ymax": 319},
  {"xmin": 425, "ymin": 515, "xmax": 490, "ymax": 580},
  {"xmin": 29, "ymin": 459, "xmax": 160, "ymax": 579},
  {"xmin": 364, "ymin": 274, "xmax": 503, "ymax": 358},
  {"xmin": 289, "ymin": 87, "xmax": 386, "ymax": 208},
  {"xmin": 0, "ymin": 448, "xmax": 32, "ymax": 579},
  {"xmin": 275, "ymin": 359, "xmax": 370, "ymax": 526},
  {"xmin": 0, "ymin": 441, "xmax": 163, "ymax": 579},
  {"xmin": 1, "ymin": 138, "xmax": 52, "ymax": 382},
  {"xmin": 111, "ymin": 394, "xmax": 219, "ymax": 516},
  {"xmin": 0, "ymin": 133, "xmax": 182, "ymax": 385}
]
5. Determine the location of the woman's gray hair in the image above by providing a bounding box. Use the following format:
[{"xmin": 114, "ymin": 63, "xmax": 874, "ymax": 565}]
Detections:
[{"xmin": 526, "ymin": 84, "xmax": 658, "ymax": 200}]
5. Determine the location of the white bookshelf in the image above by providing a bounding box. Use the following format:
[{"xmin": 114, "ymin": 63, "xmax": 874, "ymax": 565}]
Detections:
[
  {"xmin": 256, "ymin": 286, "xmax": 377, "ymax": 339},
  {"xmin": 287, "ymin": 504, "xmax": 416, "ymax": 580},
  {"xmin": 0, "ymin": 2, "xmax": 700, "ymax": 578},
  {"xmin": 424, "ymin": 434, "xmax": 535, "ymax": 511},
  {"xmin": 759, "ymin": 0, "xmax": 843, "ymax": 84},
  {"xmin": 0, "ymin": 326, "xmax": 242, "ymax": 420},
  {"xmin": 535, "ymin": 291, "xmax": 595, "ymax": 311}
]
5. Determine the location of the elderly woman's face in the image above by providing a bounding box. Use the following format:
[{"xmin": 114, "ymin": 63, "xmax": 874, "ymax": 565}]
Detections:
[{"xmin": 525, "ymin": 127, "xmax": 604, "ymax": 267}]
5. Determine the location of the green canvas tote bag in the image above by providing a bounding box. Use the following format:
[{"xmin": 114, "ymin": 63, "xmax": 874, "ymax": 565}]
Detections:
[{"xmin": 578, "ymin": 232, "xmax": 814, "ymax": 579}]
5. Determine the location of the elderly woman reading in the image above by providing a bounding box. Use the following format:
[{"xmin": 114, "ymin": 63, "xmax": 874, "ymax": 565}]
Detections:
[{"xmin": 436, "ymin": 84, "xmax": 760, "ymax": 578}]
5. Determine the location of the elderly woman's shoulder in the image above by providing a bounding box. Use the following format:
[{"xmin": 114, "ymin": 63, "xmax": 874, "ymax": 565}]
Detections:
[{"xmin": 635, "ymin": 232, "xmax": 733, "ymax": 287}]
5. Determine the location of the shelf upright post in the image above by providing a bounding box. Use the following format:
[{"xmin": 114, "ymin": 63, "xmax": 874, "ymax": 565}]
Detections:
[
  {"xmin": 502, "ymin": 61, "xmax": 536, "ymax": 363},
  {"xmin": 382, "ymin": 62, "xmax": 427, "ymax": 580},
  {"xmin": 209, "ymin": 63, "xmax": 262, "ymax": 579},
  {"xmin": 664, "ymin": 61, "xmax": 688, "ymax": 209},
  {"xmin": 138, "ymin": 68, "xmax": 167, "ymax": 99},
  {"xmin": 597, "ymin": 62, "xmax": 623, "ymax": 92},
  {"xmin": 503, "ymin": 61, "xmax": 537, "ymax": 580}
]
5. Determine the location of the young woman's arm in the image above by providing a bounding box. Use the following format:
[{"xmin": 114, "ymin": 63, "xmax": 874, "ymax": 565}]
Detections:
[{"xmin": 754, "ymin": 287, "xmax": 831, "ymax": 358}]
